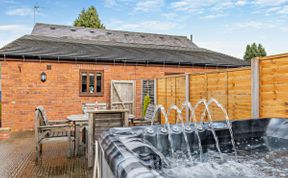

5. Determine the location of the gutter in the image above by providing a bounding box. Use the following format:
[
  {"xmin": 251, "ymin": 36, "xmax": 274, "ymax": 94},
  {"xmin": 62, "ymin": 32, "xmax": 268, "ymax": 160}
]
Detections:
[{"xmin": 0, "ymin": 53, "xmax": 250, "ymax": 68}]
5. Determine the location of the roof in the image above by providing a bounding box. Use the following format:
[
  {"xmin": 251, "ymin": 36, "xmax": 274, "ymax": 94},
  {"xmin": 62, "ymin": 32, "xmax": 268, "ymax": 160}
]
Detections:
[
  {"xmin": 0, "ymin": 23, "xmax": 249, "ymax": 67},
  {"xmin": 31, "ymin": 23, "xmax": 198, "ymax": 48}
]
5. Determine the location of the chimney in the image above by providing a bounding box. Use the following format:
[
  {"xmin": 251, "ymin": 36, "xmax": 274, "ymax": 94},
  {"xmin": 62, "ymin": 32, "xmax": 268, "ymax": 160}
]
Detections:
[{"xmin": 190, "ymin": 34, "xmax": 193, "ymax": 42}]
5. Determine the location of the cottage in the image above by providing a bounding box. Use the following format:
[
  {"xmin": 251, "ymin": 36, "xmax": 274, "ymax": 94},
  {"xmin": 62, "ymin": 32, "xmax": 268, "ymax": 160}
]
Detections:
[{"xmin": 0, "ymin": 23, "xmax": 248, "ymax": 131}]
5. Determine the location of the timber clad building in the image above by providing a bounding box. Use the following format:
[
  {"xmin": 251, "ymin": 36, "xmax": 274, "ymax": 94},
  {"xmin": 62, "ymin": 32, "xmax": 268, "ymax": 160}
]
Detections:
[{"xmin": 0, "ymin": 23, "xmax": 248, "ymax": 131}]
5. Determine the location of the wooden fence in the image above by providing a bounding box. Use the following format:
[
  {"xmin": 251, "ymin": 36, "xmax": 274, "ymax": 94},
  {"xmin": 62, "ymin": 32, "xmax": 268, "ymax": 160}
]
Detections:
[{"xmin": 155, "ymin": 53, "xmax": 288, "ymax": 123}]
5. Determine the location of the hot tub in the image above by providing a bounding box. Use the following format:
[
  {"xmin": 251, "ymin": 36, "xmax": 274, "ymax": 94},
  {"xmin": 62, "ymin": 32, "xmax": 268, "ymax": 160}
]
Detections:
[{"xmin": 95, "ymin": 118, "xmax": 288, "ymax": 178}]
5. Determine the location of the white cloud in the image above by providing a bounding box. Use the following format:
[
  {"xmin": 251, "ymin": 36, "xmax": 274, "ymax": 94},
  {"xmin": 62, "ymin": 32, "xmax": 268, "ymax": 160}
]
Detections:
[
  {"xmin": 161, "ymin": 12, "xmax": 190, "ymax": 21},
  {"xmin": 197, "ymin": 40, "xmax": 245, "ymax": 59},
  {"xmin": 277, "ymin": 5, "xmax": 288, "ymax": 14},
  {"xmin": 235, "ymin": 0, "xmax": 247, "ymax": 6},
  {"xmin": 253, "ymin": 0, "xmax": 287, "ymax": 6},
  {"xmin": 120, "ymin": 21, "xmax": 176, "ymax": 31},
  {"xmin": 202, "ymin": 13, "xmax": 227, "ymax": 19},
  {"xmin": 0, "ymin": 24, "xmax": 32, "ymax": 48},
  {"xmin": 170, "ymin": 0, "xmax": 240, "ymax": 12},
  {"xmin": 104, "ymin": 0, "xmax": 138, "ymax": 7},
  {"xmin": 229, "ymin": 20, "xmax": 288, "ymax": 33},
  {"xmin": 171, "ymin": 0, "xmax": 216, "ymax": 12},
  {"xmin": 1, "ymin": 0, "xmax": 17, "ymax": 4},
  {"xmin": 230, "ymin": 21, "xmax": 278, "ymax": 30},
  {"xmin": 134, "ymin": 0, "xmax": 164, "ymax": 12},
  {"xmin": 6, "ymin": 8, "xmax": 34, "ymax": 16},
  {"xmin": 266, "ymin": 6, "xmax": 282, "ymax": 13},
  {"xmin": 0, "ymin": 24, "xmax": 30, "ymax": 31}
]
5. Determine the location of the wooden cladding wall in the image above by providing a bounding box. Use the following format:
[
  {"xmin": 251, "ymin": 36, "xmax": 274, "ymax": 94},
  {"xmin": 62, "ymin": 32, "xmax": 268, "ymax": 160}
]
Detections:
[
  {"xmin": 259, "ymin": 54, "xmax": 288, "ymax": 118},
  {"xmin": 157, "ymin": 68, "xmax": 252, "ymax": 123}
]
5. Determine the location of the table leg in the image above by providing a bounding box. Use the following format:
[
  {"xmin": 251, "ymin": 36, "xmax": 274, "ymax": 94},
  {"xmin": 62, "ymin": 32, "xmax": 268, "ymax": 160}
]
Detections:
[
  {"xmin": 88, "ymin": 113, "xmax": 93, "ymax": 168},
  {"xmin": 73, "ymin": 121, "xmax": 77, "ymax": 156},
  {"xmin": 75, "ymin": 122, "xmax": 80, "ymax": 156}
]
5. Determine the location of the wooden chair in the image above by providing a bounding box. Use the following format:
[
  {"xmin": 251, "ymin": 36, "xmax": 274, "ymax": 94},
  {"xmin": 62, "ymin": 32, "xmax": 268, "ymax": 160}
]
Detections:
[
  {"xmin": 34, "ymin": 106, "xmax": 73, "ymax": 162},
  {"xmin": 87, "ymin": 109, "xmax": 129, "ymax": 168},
  {"xmin": 65, "ymin": 102, "xmax": 107, "ymax": 156},
  {"xmin": 82, "ymin": 102, "xmax": 108, "ymax": 113},
  {"xmin": 129, "ymin": 104, "xmax": 160, "ymax": 126}
]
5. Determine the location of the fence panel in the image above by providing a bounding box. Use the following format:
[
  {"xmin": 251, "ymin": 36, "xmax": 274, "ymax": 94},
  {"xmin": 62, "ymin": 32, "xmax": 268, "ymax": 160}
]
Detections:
[
  {"xmin": 207, "ymin": 72, "xmax": 228, "ymax": 121},
  {"xmin": 156, "ymin": 53, "xmax": 288, "ymax": 124},
  {"xmin": 156, "ymin": 78, "xmax": 166, "ymax": 123},
  {"xmin": 166, "ymin": 77, "xmax": 176, "ymax": 123},
  {"xmin": 189, "ymin": 74, "xmax": 207, "ymax": 122},
  {"xmin": 260, "ymin": 55, "xmax": 288, "ymax": 118},
  {"xmin": 175, "ymin": 76, "xmax": 186, "ymax": 122},
  {"xmin": 227, "ymin": 69, "xmax": 251, "ymax": 120}
]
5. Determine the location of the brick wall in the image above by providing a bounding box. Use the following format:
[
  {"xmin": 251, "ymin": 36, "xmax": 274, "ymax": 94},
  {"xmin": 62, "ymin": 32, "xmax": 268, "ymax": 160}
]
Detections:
[{"xmin": 1, "ymin": 60, "xmax": 213, "ymax": 131}]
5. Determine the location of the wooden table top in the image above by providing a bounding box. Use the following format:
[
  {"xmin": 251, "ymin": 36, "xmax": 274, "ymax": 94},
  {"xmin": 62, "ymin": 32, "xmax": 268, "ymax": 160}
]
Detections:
[{"xmin": 67, "ymin": 114, "xmax": 88, "ymax": 122}]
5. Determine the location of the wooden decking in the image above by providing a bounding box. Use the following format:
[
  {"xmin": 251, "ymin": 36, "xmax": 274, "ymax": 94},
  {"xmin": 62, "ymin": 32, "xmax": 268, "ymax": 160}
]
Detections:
[{"xmin": 0, "ymin": 131, "xmax": 92, "ymax": 178}]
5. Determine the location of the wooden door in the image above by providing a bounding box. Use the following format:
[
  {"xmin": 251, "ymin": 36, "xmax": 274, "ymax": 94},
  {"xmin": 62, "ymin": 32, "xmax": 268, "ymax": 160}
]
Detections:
[{"xmin": 111, "ymin": 80, "xmax": 135, "ymax": 117}]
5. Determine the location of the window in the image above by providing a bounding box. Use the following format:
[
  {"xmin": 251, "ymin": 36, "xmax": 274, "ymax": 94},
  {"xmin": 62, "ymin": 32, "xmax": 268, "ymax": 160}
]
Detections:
[
  {"xmin": 142, "ymin": 80, "xmax": 155, "ymax": 104},
  {"xmin": 80, "ymin": 70, "xmax": 103, "ymax": 96}
]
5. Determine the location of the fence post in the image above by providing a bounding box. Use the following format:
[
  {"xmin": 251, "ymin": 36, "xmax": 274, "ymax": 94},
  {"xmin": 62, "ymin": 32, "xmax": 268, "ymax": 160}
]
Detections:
[
  {"xmin": 251, "ymin": 57, "xmax": 260, "ymax": 118},
  {"xmin": 185, "ymin": 74, "xmax": 190, "ymax": 121}
]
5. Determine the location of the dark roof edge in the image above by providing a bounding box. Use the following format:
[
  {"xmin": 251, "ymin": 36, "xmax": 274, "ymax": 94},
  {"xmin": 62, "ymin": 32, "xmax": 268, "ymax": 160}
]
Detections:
[{"xmin": 0, "ymin": 53, "xmax": 250, "ymax": 67}]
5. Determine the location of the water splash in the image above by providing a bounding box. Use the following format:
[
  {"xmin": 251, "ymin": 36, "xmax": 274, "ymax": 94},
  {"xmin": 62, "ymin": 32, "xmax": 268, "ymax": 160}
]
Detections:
[
  {"xmin": 184, "ymin": 101, "xmax": 204, "ymax": 161},
  {"xmin": 149, "ymin": 98, "xmax": 237, "ymax": 161},
  {"xmin": 204, "ymin": 98, "xmax": 237, "ymax": 157},
  {"xmin": 168, "ymin": 105, "xmax": 192, "ymax": 161},
  {"xmin": 151, "ymin": 105, "xmax": 175, "ymax": 159}
]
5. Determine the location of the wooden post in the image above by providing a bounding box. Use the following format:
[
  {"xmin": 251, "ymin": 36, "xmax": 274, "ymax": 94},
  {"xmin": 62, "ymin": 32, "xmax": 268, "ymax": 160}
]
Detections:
[
  {"xmin": 185, "ymin": 74, "xmax": 190, "ymax": 121},
  {"xmin": 124, "ymin": 111, "xmax": 129, "ymax": 127},
  {"xmin": 88, "ymin": 112, "xmax": 94, "ymax": 168},
  {"xmin": 251, "ymin": 57, "xmax": 260, "ymax": 118}
]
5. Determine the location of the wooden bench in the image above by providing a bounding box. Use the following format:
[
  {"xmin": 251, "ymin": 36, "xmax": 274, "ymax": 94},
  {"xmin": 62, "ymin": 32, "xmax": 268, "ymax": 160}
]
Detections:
[{"xmin": 34, "ymin": 106, "xmax": 73, "ymax": 162}]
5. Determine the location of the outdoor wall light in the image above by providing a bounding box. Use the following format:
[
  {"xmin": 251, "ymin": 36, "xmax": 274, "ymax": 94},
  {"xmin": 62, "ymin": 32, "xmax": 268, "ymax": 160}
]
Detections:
[{"xmin": 41, "ymin": 72, "xmax": 47, "ymax": 82}]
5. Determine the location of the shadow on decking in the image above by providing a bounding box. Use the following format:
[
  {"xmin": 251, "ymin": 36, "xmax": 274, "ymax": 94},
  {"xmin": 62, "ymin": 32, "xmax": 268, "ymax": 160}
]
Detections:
[{"xmin": 0, "ymin": 131, "xmax": 92, "ymax": 178}]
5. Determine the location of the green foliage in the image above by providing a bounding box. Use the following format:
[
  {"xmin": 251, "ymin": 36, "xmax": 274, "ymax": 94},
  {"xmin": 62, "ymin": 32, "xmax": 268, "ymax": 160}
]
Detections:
[
  {"xmin": 244, "ymin": 43, "xmax": 267, "ymax": 62},
  {"xmin": 142, "ymin": 95, "xmax": 151, "ymax": 117},
  {"xmin": 74, "ymin": 6, "xmax": 105, "ymax": 29}
]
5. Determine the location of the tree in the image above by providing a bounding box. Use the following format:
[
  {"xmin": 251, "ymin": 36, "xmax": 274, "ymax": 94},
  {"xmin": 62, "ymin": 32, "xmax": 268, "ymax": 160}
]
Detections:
[
  {"xmin": 74, "ymin": 6, "xmax": 105, "ymax": 29},
  {"xmin": 243, "ymin": 43, "xmax": 267, "ymax": 62}
]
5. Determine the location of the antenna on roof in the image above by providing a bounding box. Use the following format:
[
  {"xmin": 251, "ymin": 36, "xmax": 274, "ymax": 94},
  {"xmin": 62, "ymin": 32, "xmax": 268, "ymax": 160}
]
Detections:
[{"xmin": 33, "ymin": 3, "xmax": 40, "ymax": 24}]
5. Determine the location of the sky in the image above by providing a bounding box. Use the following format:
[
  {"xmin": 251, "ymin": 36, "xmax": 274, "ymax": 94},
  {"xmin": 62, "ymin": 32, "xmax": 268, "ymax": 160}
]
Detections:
[{"xmin": 0, "ymin": 0, "xmax": 287, "ymax": 59}]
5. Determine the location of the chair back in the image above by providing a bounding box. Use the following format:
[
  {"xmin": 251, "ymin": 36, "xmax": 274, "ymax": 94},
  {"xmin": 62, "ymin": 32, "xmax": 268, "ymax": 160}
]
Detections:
[
  {"xmin": 144, "ymin": 104, "xmax": 156, "ymax": 121},
  {"xmin": 82, "ymin": 102, "xmax": 108, "ymax": 113},
  {"xmin": 35, "ymin": 106, "xmax": 49, "ymax": 126}
]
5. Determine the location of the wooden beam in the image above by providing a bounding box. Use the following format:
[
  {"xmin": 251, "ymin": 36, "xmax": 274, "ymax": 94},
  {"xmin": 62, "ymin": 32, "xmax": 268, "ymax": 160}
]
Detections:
[{"xmin": 251, "ymin": 57, "xmax": 260, "ymax": 118}]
